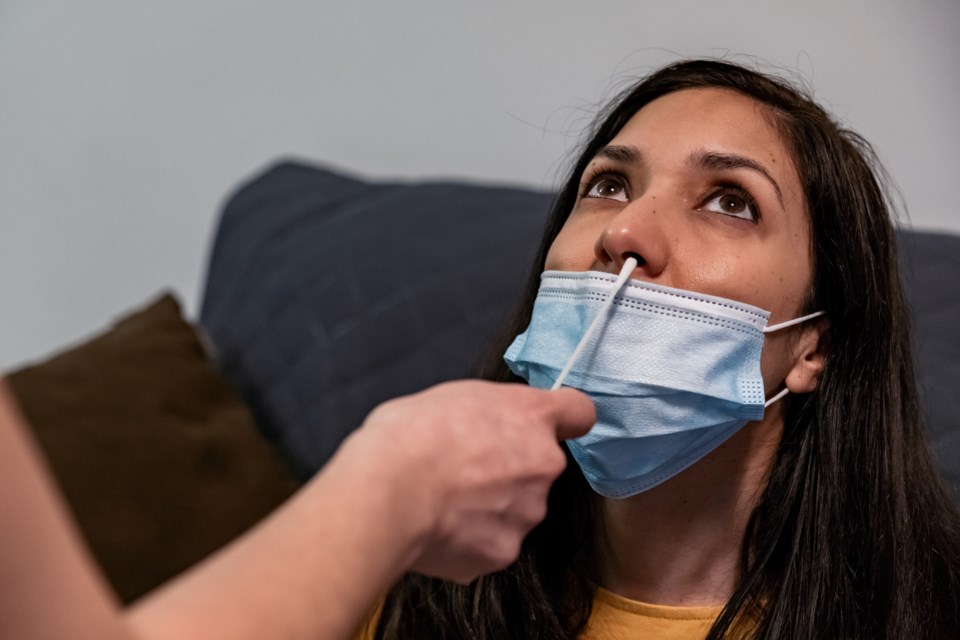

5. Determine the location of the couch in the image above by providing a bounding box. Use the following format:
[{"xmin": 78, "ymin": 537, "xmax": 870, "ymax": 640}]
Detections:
[{"xmin": 10, "ymin": 160, "xmax": 959, "ymax": 602}]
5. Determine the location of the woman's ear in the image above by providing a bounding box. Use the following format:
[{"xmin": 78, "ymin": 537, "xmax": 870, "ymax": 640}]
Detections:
[{"xmin": 785, "ymin": 319, "xmax": 831, "ymax": 394}]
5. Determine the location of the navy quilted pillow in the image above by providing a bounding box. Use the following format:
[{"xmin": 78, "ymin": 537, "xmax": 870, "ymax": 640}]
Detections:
[
  {"xmin": 897, "ymin": 230, "xmax": 960, "ymax": 496},
  {"xmin": 200, "ymin": 161, "xmax": 552, "ymax": 476}
]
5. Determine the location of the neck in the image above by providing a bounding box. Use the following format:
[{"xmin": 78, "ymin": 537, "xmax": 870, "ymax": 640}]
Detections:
[{"xmin": 594, "ymin": 409, "xmax": 783, "ymax": 607}]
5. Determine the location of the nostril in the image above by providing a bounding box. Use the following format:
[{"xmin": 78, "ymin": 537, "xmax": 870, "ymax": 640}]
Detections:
[{"xmin": 624, "ymin": 252, "xmax": 645, "ymax": 267}]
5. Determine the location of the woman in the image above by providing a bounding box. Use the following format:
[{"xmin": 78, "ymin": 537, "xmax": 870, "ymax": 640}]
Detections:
[{"xmin": 369, "ymin": 59, "xmax": 960, "ymax": 638}]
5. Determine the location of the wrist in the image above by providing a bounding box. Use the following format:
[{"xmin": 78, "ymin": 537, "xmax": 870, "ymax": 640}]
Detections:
[{"xmin": 327, "ymin": 426, "xmax": 439, "ymax": 577}]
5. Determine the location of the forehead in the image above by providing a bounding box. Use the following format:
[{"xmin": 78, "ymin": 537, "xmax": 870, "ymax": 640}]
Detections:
[{"xmin": 608, "ymin": 87, "xmax": 797, "ymax": 183}]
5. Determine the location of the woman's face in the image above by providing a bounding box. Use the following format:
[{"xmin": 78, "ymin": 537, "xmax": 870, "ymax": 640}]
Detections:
[{"xmin": 545, "ymin": 87, "xmax": 814, "ymax": 391}]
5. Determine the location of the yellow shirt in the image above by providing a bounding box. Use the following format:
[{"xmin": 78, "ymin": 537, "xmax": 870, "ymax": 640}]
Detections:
[
  {"xmin": 355, "ymin": 587, "xmax": 722, "ymax": 639},
  {"xmin": 582, "ymin": 588, "xmax": 721, "ymax": 639}
]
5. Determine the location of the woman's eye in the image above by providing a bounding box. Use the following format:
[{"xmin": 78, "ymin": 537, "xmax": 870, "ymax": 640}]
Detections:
[
  {"xmin": 584, "ymin": 176, "xmax": 629, "ymax": 202},
  {"xmin": 701, "ymin": 190, "xmax": 758, "ymax": 222}
]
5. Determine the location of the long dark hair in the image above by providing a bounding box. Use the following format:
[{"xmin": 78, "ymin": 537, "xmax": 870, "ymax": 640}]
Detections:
[{"xmin": 374, "ymin": 59, "xmax": 960, "ymax": 639}]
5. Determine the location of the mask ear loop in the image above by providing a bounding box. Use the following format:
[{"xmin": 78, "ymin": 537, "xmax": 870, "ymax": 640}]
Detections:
[
  {"xmin": 551, "ymin": 257, "xmax": 638, "ymax": 391},
  {"xmin": 764, "ymin": 387, "xmax": 790, "ymax": 408},
  {"xmin": 763, "ymin": 310, "xmax": 826, "ymax": 333},
  {"xmin": 762, "ymin": 310, "xmax": 827, "ymax": 406}
]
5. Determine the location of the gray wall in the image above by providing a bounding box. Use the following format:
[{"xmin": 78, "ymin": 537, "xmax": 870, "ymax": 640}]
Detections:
[{"xmin": 2, "ymin": 0, "xmax": 958, "ymax": 369}]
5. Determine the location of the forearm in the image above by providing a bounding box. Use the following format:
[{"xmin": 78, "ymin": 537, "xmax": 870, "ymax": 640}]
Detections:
[
  {"xmin": 0, "ymin": 379, "xmax": 133, "ymax": 640},
  {"xmin": 128, "ymin": 429, "xmax": 426, "ymax": 640},
  {"xmin": 0, "ymin": 374, "xmax": 425, "ymax": 640}
]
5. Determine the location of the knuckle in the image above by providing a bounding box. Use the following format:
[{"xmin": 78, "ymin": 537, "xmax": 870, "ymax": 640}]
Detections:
[
  {"xmin": 526, "ymin": 500, "xmax": 549, "ymax": 527},
  {"xmin": 363, "ymin": 399, "xmax": 397, "ymax": 425},
  {"xmin": 524, "ymin": 486, "xmax": 550, "ymax": 521},
  {"xmin": 488, "ymin": 538, "xmax": 522, "ymax": 572},
  {"xmin": 512, "ymin": 385, "xmax": 549, "ymax": 414},
  {"xmin": 544, "ymin": 446, "xmax": 568, "ymax": 476}
]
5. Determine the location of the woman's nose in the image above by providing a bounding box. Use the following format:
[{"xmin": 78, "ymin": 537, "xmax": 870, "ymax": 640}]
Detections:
[{"xmin": 593, "ymin": 199, "xmax": 669, "ymax": 278}]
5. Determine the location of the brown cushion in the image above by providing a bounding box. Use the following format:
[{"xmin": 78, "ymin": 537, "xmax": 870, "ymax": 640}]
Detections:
[{"xmin": 6, "ymin": 293, "xmax": 301, "ymax": 603}]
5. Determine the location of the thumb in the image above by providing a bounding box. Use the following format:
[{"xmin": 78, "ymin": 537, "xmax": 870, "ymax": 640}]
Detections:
[{"xmin": 547, "ymin": 387, "xmax": 596, "ymax": 440}]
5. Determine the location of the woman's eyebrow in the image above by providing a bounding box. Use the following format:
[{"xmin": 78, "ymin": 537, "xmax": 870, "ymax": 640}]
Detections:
[
  {"xmin": 690, "ymin": 150, "xmax": 784, "ymax": 207},
  {"xmin": 592, "ymin": 144, "xmax": 642, "ymax": 165}
]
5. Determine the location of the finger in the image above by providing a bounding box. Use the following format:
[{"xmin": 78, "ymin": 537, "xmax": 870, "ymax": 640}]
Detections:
[{"xmin": 545, "ymin": 387, "xmax": 596, "ymax": 440}]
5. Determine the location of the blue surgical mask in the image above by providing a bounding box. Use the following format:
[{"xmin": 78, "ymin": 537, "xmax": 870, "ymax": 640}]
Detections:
[{"xmin": 503, "ymin": 258, "xmax": 824, "ymax": 499}]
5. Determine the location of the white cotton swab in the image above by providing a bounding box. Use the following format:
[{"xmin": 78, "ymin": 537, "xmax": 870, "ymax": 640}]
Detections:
[{"xmin": 550, "ymin": 257, "xmax": 638, "ymax": 391}]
